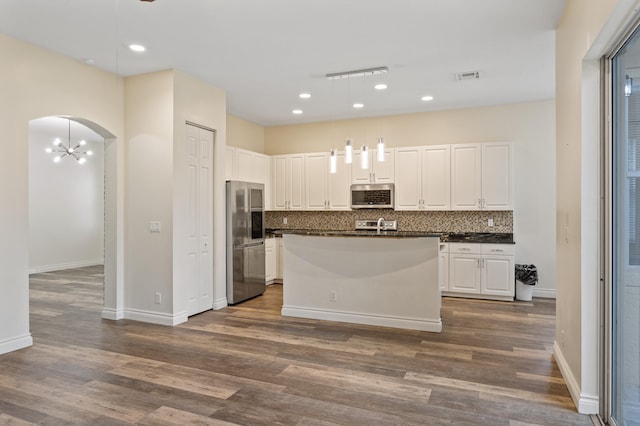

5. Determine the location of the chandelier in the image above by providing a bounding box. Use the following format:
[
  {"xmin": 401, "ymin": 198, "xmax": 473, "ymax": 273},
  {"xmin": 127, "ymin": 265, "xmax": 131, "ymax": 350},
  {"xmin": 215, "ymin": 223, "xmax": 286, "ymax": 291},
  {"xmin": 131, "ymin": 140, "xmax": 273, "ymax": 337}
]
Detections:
[{"xmin": 45, "ymin": 119, "xmax": 93, "ymax": 164}]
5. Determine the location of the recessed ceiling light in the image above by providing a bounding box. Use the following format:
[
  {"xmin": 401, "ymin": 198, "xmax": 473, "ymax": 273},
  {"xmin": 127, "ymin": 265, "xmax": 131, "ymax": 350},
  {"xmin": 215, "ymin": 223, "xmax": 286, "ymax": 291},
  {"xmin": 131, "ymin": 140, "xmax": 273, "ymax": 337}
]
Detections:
[
  {"xmin": 374, "ymin": 83, "xmax": 387, "ymax": 90},
  {"xmin": 353, "ymin": 103, "xmax": 364, "ymax": 109},
  {"xmin": 299, "ymin": 93, "xmax": 311, "ymax": 99},
  {"xmin": 292, "ymin": 109, "xmax": 303, "ymax": 115},
  {"xmin": 421, "ymin": 95, "xmax": 434, "ymax": 102},
  {"xmin": 128, "ymin": 44, "xmax": 146, "ymax": 52},
  {"xmin": 83, "ymin": 58, "xmax": 95, "ymax": 65}
]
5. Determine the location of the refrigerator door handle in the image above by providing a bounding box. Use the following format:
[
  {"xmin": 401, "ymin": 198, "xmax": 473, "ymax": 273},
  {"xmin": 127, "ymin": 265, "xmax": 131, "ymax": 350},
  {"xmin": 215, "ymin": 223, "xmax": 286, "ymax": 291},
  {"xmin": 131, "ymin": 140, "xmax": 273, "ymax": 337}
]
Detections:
[{"xmin": 236, "ymin": 241, "xmax": 264, "ymax": 249}]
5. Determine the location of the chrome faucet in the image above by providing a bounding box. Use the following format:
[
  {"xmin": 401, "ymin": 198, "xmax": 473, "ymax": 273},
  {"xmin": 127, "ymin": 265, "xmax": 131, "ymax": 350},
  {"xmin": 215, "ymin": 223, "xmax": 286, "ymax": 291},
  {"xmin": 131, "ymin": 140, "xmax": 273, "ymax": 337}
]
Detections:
[{"xmin": 377, "ymin": 217, "xmax": 385, "ymax": 234}]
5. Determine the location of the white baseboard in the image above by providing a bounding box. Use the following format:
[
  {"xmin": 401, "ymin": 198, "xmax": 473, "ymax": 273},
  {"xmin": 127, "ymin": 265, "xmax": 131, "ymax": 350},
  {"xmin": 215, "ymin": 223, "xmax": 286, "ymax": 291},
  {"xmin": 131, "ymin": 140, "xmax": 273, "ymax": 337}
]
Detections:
[
  {"xmin": 0, "ymin": 333, "xmax": 33, "ymax": 355},
  {"xmin": 124, "ymin": 309, "xmax": 188, "ymax": 326},
  {"xmin": 213, "ymin": 297, "xmax": 228, "ymax": 310},
  {"xmin": 29, "ymin": 259, "xmax": 104, "ymax": 274},
  {"xmin": 281, "ymin": 306, "xmax": 442, "ymax": 332},
  {"xmin": 533, "ymin": 287, "xmax": 556, "ymax": 298},
  {"xmin": 101, "ymin": 307, "xmax": 124, "ymax": 320},
  {"xmin": 553, "ymin": 341, "xmax": 599, "ymax": 414}
]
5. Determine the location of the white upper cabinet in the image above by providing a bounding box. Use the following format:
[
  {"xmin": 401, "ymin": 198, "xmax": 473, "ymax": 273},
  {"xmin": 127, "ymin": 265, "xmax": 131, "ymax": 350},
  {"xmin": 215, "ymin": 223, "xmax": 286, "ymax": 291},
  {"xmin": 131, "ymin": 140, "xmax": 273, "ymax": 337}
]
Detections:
[
  {"xmin": 272, "ymin": 154, "xmax": 304, "ymax": 210},
  {"xmin": 328, "ymin": 151, "xmax": 352, "ymax": 210},
  {"xmin": 394, "ymin": 145, "xmax": 450, "ymax": 210},
  {"xmin": 352, "ymin": 149, "xmax": 394, "ymax": 184},
  {"xmin": 304, "ymin": 153, "xmax": 329, "ymax": 210},
  {"xmin": 481, "ymin": 143, "xmax": 513, "ymax": 210},
  {"xmin": 451, "ymin": 144, "xmax": 482, "ymax": 210},
  {"xmin": 394, "ymin": 147, "xmax": 422, "ymax": 210},
  {"xmin": 225, "ymin": 146, "xmax": 235, "ymax": 181},
  {"xmin": 422, "ymin": 145, "xmax": 451, "ymax": 210},
  {"xmin": 451, "ymin": 142, "xmax": 512, "ymax": 210},
  {"xmin": 303, "ymin": 152, "xmax": 352, "ymax": 210}
]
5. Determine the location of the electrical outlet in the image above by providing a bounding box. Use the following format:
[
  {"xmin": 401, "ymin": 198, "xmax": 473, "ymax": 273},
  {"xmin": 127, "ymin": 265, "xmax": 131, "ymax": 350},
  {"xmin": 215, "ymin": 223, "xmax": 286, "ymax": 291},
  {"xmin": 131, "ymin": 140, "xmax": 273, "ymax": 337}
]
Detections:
[
  {"xmin": 155, "ymin": 292, "xmax": 161, "ymax": 304},
  {"xmin": 488, "ymin": 218, "xmax": 494, "ymax": 227},
  {"xmin": 283, "ymin": 217, "xmax": 288, "ymax": 224},
  {"xmin": 149, "ymin": 221, "xmax": 161, "ymax": 233},
  {"xmin": 330, "ymin": 290, "xmax": 337, "ymax": 302}
]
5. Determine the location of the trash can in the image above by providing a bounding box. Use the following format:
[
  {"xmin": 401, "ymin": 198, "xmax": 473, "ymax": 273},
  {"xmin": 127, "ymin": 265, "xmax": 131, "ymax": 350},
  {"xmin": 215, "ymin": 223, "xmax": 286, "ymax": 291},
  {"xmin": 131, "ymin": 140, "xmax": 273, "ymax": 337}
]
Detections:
[{"xmin": 515, "ymin": 264, "xmax": 538, "ymax": 301}]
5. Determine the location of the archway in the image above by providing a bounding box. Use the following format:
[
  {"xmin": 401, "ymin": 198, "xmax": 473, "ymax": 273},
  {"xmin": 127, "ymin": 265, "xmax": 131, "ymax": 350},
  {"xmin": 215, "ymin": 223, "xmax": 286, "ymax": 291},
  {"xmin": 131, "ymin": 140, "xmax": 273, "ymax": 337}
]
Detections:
[{"xmin": 28, "ymin": 115, "xmax": 122, "ymax": 322}]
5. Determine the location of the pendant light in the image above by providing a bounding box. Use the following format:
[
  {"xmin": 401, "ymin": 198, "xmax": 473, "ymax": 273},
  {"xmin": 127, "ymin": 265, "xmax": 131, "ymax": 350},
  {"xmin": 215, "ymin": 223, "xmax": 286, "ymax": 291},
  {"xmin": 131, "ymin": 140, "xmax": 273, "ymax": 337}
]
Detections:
[
  {"xmin": 361, "ymin": 145, "xmax": 369, "ymax": 169},
  {"xmin": 329, "ymin": 148, "xmax": 337, "ymax": 174},
  {"xmin": 377, "ymin": 137, "xmax": 385, "ymax": 162},
  {"xmin": 345, "ymin": 138, "xmax": 353, "ymax": 164}
]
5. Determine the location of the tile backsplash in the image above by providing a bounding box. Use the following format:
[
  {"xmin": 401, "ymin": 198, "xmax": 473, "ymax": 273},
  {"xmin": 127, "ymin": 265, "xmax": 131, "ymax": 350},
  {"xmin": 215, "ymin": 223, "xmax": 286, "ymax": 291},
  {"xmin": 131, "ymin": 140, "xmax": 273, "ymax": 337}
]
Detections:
[{"xmin": 265, "ymin": 210, "xmax": 512, "ymax": 233}]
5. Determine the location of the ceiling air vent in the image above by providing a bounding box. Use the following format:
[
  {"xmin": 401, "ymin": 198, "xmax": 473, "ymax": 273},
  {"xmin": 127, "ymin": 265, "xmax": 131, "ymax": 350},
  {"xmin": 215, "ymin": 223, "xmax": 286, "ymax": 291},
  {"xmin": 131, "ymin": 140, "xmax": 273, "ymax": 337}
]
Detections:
[{"xmin": 455, "ymin": 71, "xmax": 480, "ymax": 81}]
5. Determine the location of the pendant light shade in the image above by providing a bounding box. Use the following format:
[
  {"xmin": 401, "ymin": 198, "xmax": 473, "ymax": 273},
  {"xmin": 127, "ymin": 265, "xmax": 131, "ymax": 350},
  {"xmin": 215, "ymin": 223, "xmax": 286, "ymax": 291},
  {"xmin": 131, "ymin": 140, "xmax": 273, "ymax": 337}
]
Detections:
[
  {"xmin": 329, "ymin": 148, "xmax": 337, "ymax": 174},
  {"xmin": 344, "ymin": 138, "xmax": 353, "ymax": 164},
  {"xmin": 377, "ymin": 137, "xmax": 385, "ymax": 162},
  {"xmin": 361, "ymin": 145, "xmax": 369, "ymax": 169}
]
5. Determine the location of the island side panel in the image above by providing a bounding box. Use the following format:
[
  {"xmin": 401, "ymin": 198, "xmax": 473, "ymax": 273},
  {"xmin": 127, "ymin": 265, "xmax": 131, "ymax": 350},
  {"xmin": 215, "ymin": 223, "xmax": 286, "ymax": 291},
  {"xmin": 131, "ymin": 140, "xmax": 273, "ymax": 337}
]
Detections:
[{"xmin": 281, "ymin": 234, "xmax": 442, "ymax": 332}]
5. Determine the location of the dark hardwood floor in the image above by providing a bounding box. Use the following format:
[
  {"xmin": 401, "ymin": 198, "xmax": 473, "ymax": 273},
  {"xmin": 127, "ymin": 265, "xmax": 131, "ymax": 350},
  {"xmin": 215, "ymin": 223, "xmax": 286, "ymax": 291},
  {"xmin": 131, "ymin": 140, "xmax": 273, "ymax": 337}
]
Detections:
[{"xmin": 0, "ymin": 266, "xmax": 594, "ymax": 425}]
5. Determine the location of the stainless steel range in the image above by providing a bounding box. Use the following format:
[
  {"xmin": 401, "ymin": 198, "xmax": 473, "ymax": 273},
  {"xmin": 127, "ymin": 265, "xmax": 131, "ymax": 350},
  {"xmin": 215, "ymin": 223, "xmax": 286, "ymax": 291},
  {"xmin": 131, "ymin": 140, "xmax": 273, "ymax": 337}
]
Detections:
[{"xmin": 355, "ymin": 219, "xmax": 397, "ymax": 232}]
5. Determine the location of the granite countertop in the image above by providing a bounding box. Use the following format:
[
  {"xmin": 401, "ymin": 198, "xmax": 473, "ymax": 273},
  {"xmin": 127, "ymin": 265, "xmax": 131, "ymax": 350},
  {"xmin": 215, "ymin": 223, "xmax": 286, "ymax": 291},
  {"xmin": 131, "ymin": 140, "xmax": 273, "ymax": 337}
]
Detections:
[
  {"xmin": 440, "ymin": 232, "xmax": 514, "ymax": 244},
  {"xmin": 272, "ymin": 229, "xmax": 442, "ymax": 238},
  {"xmin": 267, "ymin": 229, "xmax": 515, "ymax": 244}
]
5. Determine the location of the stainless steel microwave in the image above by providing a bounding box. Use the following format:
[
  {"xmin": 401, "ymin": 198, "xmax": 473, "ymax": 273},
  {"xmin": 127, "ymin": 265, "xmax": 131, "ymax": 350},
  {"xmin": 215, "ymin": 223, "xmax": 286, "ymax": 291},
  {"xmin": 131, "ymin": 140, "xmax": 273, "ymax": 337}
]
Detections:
[{"xmin": 350, "ymin": 183, "xmax": 395, "ymax": 209}]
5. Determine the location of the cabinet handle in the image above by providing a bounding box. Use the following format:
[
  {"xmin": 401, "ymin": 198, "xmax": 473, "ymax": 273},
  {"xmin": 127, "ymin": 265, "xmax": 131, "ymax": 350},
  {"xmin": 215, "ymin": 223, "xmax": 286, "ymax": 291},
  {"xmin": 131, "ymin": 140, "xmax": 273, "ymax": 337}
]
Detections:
[
  {"xmin": 476, "ymin": 258, "xmax": 481, "ymax": 267},
  {"xmin": 482, "ymin": 198, "xmax": 486, "ymax": 209},
  {"xmin": 459, "ymin": 248, "xmax": 471, "ymax": 251},
  {"xmin": 373, "ymin": 172, "xmax": 376, "ymax": 182},
  {"xmin": 477, "ymin": 198, "xmax": 482, "ymax": 209},
  {"xmin": 491, "ymin": 249, "xmax": 504, "ymax": 253}
]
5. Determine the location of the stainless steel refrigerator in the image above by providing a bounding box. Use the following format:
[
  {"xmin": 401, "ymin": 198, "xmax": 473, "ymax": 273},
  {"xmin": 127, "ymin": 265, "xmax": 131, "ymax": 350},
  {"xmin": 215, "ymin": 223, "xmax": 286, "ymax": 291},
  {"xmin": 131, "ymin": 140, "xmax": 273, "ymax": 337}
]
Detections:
[{"xmin": 226, "ymin": 181, "xmax": 265, "ymax": 304}]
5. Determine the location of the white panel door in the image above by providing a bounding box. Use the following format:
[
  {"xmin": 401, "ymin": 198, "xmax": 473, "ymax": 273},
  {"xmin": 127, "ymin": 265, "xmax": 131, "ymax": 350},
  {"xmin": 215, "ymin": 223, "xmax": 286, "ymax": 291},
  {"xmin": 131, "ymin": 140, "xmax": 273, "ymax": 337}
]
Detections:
[
  {"xmin": 304, "ymin": 153, "xmax": 328, "ymax": 210},
  {"xmin": 422, "ymin": 145, "xmax": 451, "ymax": 210},
  {"xmin": 451, "ymin": 144, "xmax": 481, "ymax": 210},
  {"xmin": 394, "ymin": 147, "xmax": 421, "ymax": 210},
  {"xmin": 186, "ymin": 124, "xmax": 214, "ymax": 316},
  {"xmin": 482, "ymin": 142, "xmax": 513, "ymax": 210}
]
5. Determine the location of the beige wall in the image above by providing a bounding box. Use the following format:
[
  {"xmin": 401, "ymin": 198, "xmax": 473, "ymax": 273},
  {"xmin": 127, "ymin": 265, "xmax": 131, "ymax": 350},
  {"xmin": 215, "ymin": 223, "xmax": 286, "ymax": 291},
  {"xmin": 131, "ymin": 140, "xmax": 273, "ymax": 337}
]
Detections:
[
  {"xmin": 0, "ymin": 34, "xmax": 124, "ymax": 353},
  {"xmin": 266, "ymin": 102, "xmax": 551, "ymax": 154},
  {"xmin": 124, "ymin": 70, "xmax": 176, "ymax": 315},
  {"xmin": 227, "ymin": 114, "xmax": 264, "ymax": 152},
  {"xmin": 555, "ymin": 0, "xmax": 617, "ymax": 413},
  {"xmin": 266, "ymin": 101, "xmax": 558, "ymax": 297}
]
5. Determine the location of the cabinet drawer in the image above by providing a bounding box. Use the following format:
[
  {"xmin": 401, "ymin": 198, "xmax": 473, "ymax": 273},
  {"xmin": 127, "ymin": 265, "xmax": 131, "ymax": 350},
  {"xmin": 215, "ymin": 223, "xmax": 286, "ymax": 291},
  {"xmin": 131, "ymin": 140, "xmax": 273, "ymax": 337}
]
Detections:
[
  {"xmin": 449, "ymin": 243, "xmax": 481, "ymax": 254},
  {"xmin": 481, "ymin": 244, "xmax": 515, "ymax": 256}
]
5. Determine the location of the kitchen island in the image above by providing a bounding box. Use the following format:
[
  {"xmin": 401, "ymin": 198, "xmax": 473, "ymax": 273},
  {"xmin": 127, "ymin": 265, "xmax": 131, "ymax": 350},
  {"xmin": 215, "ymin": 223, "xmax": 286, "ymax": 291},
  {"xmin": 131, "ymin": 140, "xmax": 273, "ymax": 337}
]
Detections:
[{"xmin": 279, "ymin": 231, "xmax": 442, "ymax": 332}]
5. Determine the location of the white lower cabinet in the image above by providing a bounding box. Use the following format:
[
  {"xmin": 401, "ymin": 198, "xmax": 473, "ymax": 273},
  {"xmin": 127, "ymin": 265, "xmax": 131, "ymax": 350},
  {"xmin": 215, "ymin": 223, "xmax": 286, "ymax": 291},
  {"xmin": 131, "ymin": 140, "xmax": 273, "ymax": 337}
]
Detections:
[
  {"xmin": 265, "ymin": 238, "xmax": 276, "ymax": 284},
  {"xmin": 445, "ymin": 243, "xmax": 514, "ymax": 301}
]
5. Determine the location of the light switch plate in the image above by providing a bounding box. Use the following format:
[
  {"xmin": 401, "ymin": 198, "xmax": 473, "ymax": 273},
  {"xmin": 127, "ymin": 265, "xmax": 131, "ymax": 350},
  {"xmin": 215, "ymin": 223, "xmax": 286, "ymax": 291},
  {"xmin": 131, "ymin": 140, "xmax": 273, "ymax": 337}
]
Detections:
[{"xmin": 149, "ymin": 221, "xmax": 161, "ymax": 232}]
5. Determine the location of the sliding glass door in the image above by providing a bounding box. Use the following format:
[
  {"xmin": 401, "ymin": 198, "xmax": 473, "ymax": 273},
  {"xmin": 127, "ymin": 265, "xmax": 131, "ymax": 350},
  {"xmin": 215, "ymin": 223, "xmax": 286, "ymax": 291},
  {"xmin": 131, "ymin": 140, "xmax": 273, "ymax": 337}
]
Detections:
[{"xmin": 608, "ymin": 24, "xmax": 640, "ymax": 426}]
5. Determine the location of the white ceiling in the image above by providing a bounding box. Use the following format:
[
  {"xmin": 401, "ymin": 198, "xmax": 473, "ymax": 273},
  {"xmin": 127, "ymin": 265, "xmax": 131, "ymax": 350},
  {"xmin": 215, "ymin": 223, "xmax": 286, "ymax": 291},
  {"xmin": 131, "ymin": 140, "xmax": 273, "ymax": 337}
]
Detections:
[{"xmin": 0, "ymin": 0, "xmax": 566, "ymax": 127}]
